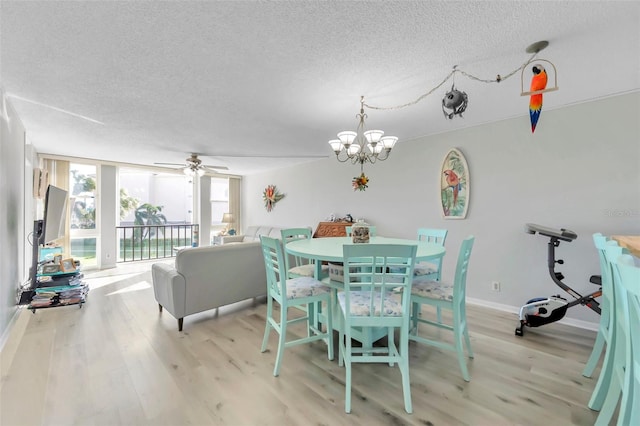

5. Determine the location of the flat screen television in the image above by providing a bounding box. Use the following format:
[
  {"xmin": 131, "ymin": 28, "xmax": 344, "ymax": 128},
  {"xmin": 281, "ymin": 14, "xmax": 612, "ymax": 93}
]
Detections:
[
  {"xmin": 27, "ymin": 185, "xmax": 69, "ymax": 290},
  {"xmin": 42, "ymin": 185, "xmax": 68, "ymax": 245}
]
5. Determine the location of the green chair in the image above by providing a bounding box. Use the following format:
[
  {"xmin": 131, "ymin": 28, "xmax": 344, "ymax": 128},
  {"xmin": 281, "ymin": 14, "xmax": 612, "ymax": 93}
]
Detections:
[
  {"xmin": 592, "ymin": 248, "xmax": 634, "ymax": 426},
  {"xmin": 582, "ymin": 234, "xmax": 613, "ymax": 378},
  {"xmin": 588, "ymin": 241, "xmax": 624, "ymax": 412},
  {"xmin": 260, "ymin": 236, "xmax": 333, "ymax": 377},
  {"xmin": 338, "ymin": 243, "xmax": 417, "ymax": 414},
  {"xmin": 615, "ymin": 255, "xmax": 640, "ymax": 426},
  {"xmin": 281, "ymin": 228, "xmax": 328, "ymax": 279},
  {"xmin": 414, "ymin": 228, "xmax": 448, "ymax": 281},
  {"xmin": 409, "ymin": 236, "xmax": 475, "ymax": 381}
]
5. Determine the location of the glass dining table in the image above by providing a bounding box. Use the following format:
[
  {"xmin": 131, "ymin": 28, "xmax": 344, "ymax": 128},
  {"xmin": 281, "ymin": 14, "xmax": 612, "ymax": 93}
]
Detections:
[{"xmin": 285, "ymin": 236, "xmax": 446, "ymax": 347}]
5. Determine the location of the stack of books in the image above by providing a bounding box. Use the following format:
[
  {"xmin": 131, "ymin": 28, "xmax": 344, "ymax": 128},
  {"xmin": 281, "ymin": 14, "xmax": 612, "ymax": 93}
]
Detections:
[{"xmin": 29, "ymin": 282, "xmax": 89, "ymax": 308}]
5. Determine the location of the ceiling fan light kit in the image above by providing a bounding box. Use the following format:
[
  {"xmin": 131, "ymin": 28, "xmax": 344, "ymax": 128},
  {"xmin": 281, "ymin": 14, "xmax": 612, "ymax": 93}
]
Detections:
[{"xmin": 183, "ymin": 165, "xmax": 206, "ymax": 176}]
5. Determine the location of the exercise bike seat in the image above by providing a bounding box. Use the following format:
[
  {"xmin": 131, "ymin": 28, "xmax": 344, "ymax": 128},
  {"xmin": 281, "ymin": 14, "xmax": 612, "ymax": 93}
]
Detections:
[{"xmin": 589, "ymin": 274, "xmax": 602, "ymax": 286}]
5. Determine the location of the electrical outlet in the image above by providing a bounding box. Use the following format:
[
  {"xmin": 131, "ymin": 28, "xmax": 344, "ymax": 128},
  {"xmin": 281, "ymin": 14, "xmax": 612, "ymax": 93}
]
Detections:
[{"xmin": 492, "ymin": 281, "xmax": 501, "ymax": 292}]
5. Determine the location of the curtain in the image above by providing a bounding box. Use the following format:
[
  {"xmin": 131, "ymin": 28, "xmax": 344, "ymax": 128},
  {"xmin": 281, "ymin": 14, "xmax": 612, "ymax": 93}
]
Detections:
[{"xmin": 228, "ymin": 176, "xmax": 241, "ymax": 233}]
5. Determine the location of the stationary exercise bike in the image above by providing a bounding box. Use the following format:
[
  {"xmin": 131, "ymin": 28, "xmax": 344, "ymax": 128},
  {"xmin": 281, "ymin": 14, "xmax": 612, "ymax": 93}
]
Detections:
[{"xmin": 515, "ymin": 223, "xmax": 601, "ymax": 336}]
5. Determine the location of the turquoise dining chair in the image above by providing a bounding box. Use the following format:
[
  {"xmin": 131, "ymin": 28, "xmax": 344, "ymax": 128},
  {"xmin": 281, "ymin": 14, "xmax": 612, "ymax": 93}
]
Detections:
[
  {"xmin": 592, "ymin": 248, "xmax": 634, "ymax": 426},
  {"xmin": 582, "ymin": 234, "xmax": 613, "ymax": 378},
  {"xmin": 415, "ymin": 228, "xmax": 448, "ymax": 324},
  {"xmin": 259, "ymin": 236, "xmax": 333, "ymax": 377},
  {"xmin": 615, "ymin": 255, "xmax": 640, "ymax": 426},
  {"xmin": 409, "ymin": 235, "xmax": 475, "ymax": 382},
  {"xmin": 281, "ymin": 227, "xmax": 329, "ymax": 279},
  {"xmin": 345, "ymin": 225, "xmax": 377, "ymax": 237},
  {"xmin": 414, "ymin": 228, "xmax": 448, "ymax": 281},
  {"xmin": 588, "ymin": 241, "xmax": 624, "ymax": 412},
  {"xmin": 338, "ymin": 243, "xmax": 417, "ymax": 414}
]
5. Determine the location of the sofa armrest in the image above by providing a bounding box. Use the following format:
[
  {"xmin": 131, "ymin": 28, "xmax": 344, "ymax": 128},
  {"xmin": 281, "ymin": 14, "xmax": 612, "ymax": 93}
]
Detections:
[
  {"xmin": 151, "ymin": 262, "xmax": 187, "ymax": 319},
  {"xmin": 221, "ymin": 235, "xmax": 245, "ymax": 244}
]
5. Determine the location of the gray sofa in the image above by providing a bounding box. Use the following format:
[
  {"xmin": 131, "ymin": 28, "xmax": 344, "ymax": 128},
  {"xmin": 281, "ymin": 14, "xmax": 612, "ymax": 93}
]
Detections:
[
  {"xmin": 221, "ymin": 225, "xmax": 283, "ymax": 244},
  {"xmin": 151, "ymin": 242, "xmax": 266, "ymax": 331}
]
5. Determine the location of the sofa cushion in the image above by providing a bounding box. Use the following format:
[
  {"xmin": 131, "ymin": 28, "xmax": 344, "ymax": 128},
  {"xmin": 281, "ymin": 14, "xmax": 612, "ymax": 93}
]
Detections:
[
  {"xmin": 267, "ymin": 228, "xmax": 282, "ymax": 238},
  {"xmin": 245, "ymin": 226, "xmax": 260, "ymax": 239},
  {"xmin": 256, "ymin": 226, "xmax": 273, "ymax": 237},
  {"xmin": 225, "ymin": 226, "xmax": 284, "ymax": 244}
]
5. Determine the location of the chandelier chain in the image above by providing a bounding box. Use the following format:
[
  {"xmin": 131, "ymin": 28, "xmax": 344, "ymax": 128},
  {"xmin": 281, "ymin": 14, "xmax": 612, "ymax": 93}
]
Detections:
[{"xmin": 363, "ymin": 52, "xmax": 539, "ymax": 111}]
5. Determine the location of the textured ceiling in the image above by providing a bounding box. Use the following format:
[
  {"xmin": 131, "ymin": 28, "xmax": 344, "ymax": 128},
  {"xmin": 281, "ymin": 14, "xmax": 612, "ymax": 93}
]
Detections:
[{"xmin": 1, "ymin": 1, "xmax": 639, "ymax": 175}]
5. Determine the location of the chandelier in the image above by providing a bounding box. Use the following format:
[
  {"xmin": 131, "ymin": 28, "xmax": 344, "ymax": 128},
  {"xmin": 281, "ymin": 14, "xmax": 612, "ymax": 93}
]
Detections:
[{"xmin": 328, "ymin": 96, "xmax": 398, "ymax": 164}]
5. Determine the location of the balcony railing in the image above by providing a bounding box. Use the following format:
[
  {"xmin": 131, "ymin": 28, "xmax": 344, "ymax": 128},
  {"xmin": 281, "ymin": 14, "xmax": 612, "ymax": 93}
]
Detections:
[{"xmin": 116, "ymin": 223, "xmax": 200, "ymax": 262}]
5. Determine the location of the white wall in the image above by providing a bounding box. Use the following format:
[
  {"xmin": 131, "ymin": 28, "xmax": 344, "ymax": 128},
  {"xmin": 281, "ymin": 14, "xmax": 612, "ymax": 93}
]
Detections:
[
  {"xmin": 243, "ymin": 92, "xmax": 640, "ymax": 326},
  {"xmin": 0, "ymin": 90, "xmax": 27, "ymax": 346}
]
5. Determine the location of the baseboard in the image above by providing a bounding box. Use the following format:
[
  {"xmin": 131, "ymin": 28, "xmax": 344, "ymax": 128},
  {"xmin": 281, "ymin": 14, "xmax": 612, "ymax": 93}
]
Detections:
[
  {"xmin": 466, "ymin": 297, "xmax": 599, "ymax": 332},
  {"xmin": 0, "ymin": 305, "xmax": 26, "ymax": 355},
  {"xmin": 467, "ymin": 297, "xmax": 519, "ymax": 314}
]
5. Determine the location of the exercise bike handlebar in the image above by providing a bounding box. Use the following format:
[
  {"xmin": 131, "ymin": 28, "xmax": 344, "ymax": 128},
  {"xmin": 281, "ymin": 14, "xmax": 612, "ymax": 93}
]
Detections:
[{"xmin": 525, "ymin": 223, "xmax": 578, "ymax": 242}]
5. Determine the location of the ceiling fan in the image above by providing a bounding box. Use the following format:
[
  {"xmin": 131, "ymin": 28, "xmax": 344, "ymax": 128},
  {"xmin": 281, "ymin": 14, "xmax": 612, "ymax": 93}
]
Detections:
[{"xmin": 154, "ymin": 153, "xmax": 229, "ymax": 176}]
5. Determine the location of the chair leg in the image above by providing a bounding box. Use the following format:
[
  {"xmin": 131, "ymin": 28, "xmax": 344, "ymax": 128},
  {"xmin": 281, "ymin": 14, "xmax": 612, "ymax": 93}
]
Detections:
[
  {"xmin": 345, "ymin": 335, "xmax": 352, "ymax": 413},
  {"xmin": 158, "ymin": 303, "xmax": 163, "ymax": 313},
  {"xmin": 461, "ymin": 310, "xmax": 474, "ymax": 358},
  {"xmin": 594, "ymin": 374, "xmax": 622, "ymax": 426},
  {"xmin": 388, "ymin": 327, "xmax": 396, "ymax": 367},
  {"xmin": 410, "ymin": 301, "xmax": 419, "ymax": 335},
  {"xmin": 273, "ymin": 306, "xmax": 288, "ymax": 377},
  {"xmin": 178, "ymin": 318, "xmax": 183, "ymax": 332},
  {"xmin": 307, "ymin": 302, "xmax": 315, "ymax": 338},
  {"xmin": 400, "ymin": 324, "xmax": 413, "ymax": 414},
  {"xmin": 261, "ymin": 298, "xmax": 273, "ymax": 353},
  {"xmin": 463, "ymin": 324, "xmax": 474, "ymax": 359},
  {"xmin": 325, "ymin": 300, "xmax": 334, "ymax": 361},
  {"xmin": 454, "ymin": 326, "xmax": 470, "ymax": 382},
  {"xmin": 589, "ymin": 333, "xmax": 617, "ymax": 410},
  {"xmin": 582, "ymin": 327, "xmax": 605, "ymax": 377},
  {"xmin": 338, "ymin": 314, "xmax": 345, "ymax": 367}
]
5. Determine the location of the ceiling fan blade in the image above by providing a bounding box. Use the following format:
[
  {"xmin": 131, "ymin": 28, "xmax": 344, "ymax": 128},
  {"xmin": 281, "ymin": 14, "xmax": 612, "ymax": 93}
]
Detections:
[
  {"xmin": 154, "ymin": 162, "xmax": 186, "ymax": 166},
  {"xmin": 202, "ymin": 165, "xmax": 229, "ymax": 170},
  {"xmin": 209, "ymin": 154, "xmax": 329, "ymax": 159}
]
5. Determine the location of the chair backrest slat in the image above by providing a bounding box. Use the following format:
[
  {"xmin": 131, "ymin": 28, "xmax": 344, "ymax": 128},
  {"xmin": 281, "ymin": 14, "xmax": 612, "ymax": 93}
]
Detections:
[
  {"xmin": 417, "ymin": 228, "xmax": 448, "ymax": 245},
  {"xmin": 593, "ymin": 234, "xmax": 616, "ymax": 319},
  {"xmin": 281, "ymin": 227, "xmax": 312, "ymax": 271},
  {"xmin": 343, "ymin": 244, "xmax": 417, "ymax": 326},
  {"xmin": 453, "ymin": 236, "xmax": 475, "ymax": 309},
  {"xmin": 261, "ymin": 236, "xmax": 286, "ymax": 297}
]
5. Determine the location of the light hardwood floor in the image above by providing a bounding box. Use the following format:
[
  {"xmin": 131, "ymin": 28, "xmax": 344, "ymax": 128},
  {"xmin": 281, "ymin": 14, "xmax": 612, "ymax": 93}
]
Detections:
[{"xmin": 2, "ymin": 261, "xmax": 604, "ymax": 425}]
